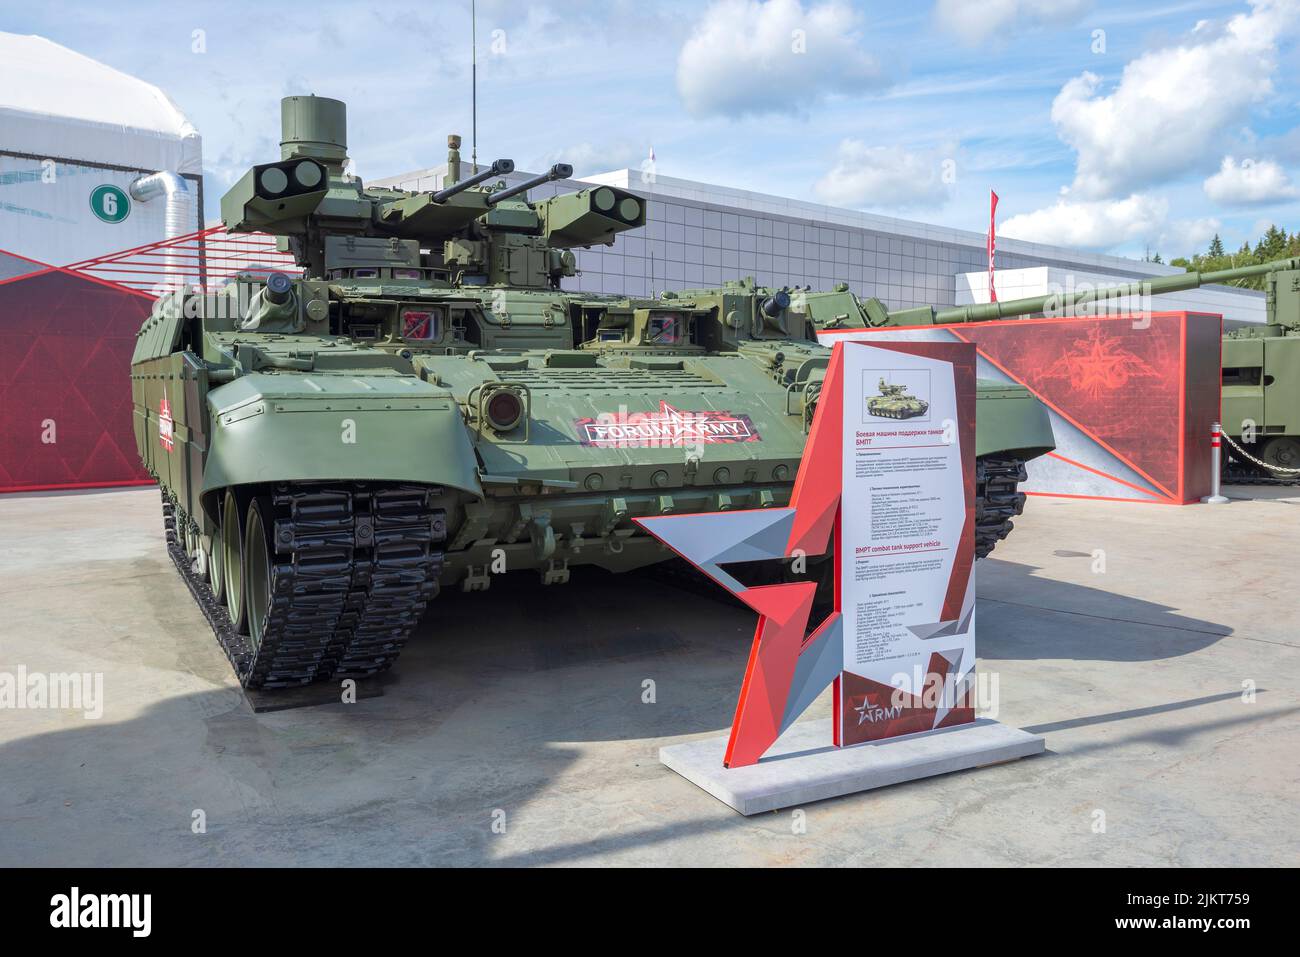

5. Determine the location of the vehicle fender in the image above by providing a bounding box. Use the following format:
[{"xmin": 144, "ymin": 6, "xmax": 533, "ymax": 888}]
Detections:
[
  {"xmin": 974, "ymin": 379, "xmax": 1056, "ymax": 461},
  {"xmin": 199, "ymin": 373, "xmax": 482, "ymax": 519}
]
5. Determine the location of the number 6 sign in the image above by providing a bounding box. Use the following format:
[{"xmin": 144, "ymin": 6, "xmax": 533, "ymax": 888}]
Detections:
[{"xmin": 90, "ymin": 184, "xmax": 131, "ymax": 224}]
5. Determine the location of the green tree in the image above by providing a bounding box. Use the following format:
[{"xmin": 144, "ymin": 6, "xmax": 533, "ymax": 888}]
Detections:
[
  {"xmin": 1169, "ymin": 228, "xmax": 1295, "ymax": 290},
  {"xmin": 1257, "ymin": 224, "xmax": 1287, "ymax": 261}
]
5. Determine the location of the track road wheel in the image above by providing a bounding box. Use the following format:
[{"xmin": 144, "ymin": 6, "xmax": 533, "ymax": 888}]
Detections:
[
  {"xmin": 221, "ymin": 489, "xmax": 247, "ymax": 634},
  {"xmin": 244, "ymin": 496, "xmax": 275, "ymax": 653},
  {"xmin": 208, "ymin": 524, "xmax": 225, "ymax": 604},
  {"xmin": 1261, "ymin": 437, "xmax": 1300, "ymax": 478},
  {"xmin": 184, "ymin": 523, "xmax": 209, "ymax": 582}
]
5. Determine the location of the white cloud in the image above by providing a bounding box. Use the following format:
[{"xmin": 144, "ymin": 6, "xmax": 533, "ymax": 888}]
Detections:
[
  {"xmin": 1203, "ymin": 156, "xmax": 1300, "ymax": 205},
  {"xmin": 1161, "ymin": 216, "xmax": 1222, "ymax": 253},
  {"xmin": 934, "ymin": 0, "xmax": 1091, "ymax": 44},
  {"xmin": 812, "ymin": 140, "xmax": 954, "ymax": 209},
  {"xmin": 999, "ymin": 192, "xmax": 1221, "ymax": 255},
  {"xmin": 1051, "ymin": 0, "xmax": 1298, "ymax": 199},
  {"xmin": 676, "ymin": 0, "xmax": 886, "ymax": 117},
  {"xmin": 535, "ymin": 142, "xmax": 651, "ymax": 178},
  {"xmin": 1000, "ymin": 194, "xmax": 1170, "ymax": 249}
]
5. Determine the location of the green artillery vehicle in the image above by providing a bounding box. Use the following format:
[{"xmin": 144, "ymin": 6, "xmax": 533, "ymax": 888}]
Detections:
[
  {"xmin": 867, "ymin": 378, "xmax": 930, "ymax": 419},
  {"xmin": 1220, "ymin": 259, "xmax": 1300, "ymax": 481},
  {"xmin": 129, "ymin": 95, "xmax": 1057, "ymax": 690},
  {"xmin": 798, "ymin": 258, "xmax": 1300, "ymax": 479}
]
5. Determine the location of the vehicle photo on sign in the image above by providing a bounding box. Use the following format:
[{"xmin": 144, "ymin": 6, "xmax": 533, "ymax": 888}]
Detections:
[{"xmin": 864, "ymin": 369, "xmax": 931, "ymax": 422}]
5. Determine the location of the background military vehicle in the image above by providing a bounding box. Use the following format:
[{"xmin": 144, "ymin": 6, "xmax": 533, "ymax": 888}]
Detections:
[
  {"xmin": 130, "ymin": 95, "xmax": 1055, "ymax": 690},
  {"xmin": 798, "ymin": 259, "xmax": 1300, "ymax": 481},
  {"xmin": 1220, "ymin": 259, "xmax": 1300, "ymax": 481},
  {"xmin": 867, "ymin": 378, "xmax": 930, "ymax": 419}
]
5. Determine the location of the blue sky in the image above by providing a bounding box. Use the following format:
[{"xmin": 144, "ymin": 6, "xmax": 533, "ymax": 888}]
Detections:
[{"xmin": 10, "ymin": 0, "xmax": 1299, "ymax": 260}]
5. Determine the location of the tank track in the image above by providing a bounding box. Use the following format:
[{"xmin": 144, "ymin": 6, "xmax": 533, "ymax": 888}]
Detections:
[
  {"xmin": 868, "ymin": 409, "xmax": 927, "ymax": 420},
  {"xmin": 974, "ymin": 455, "xmax": 1028, "ymax": 559},
  {"xmin": 1223, "ymin": 461, "xmax": 1300, "ymax": 487},
  {"xmin": 163, "ymin": 484, "xmax": 444, "ymax": 689}
]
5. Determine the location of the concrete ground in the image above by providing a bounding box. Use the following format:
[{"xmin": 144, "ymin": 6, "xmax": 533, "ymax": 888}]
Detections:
[{"xmin": 0, "ymin": 483, "xmax": 1296, "ymax": 867}]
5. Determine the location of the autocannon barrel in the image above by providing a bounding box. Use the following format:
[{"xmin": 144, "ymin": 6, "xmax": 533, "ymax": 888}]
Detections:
[
  {"xmin": 928, "ymin": 256, "xmax": 1300, "ymax": 324},
  {"xmin": 485, "ymin": 164, "xmax": 573, "ymax": 206},
  {"xmin": 431, "ymin": 158, "xmax": 515, "ymax": 203}
]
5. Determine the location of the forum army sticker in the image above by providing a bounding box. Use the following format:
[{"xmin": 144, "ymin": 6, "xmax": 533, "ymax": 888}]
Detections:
[
  {"xmin": 159, "ymin": 395, "xmax": 175, "ymax": 451},
  {"xmin": 574, "ymin": 401, "xmax": 762, "ymax": 448}
]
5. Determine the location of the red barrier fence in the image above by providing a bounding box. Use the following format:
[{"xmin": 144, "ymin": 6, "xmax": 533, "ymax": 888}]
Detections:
[
  {"xmin": 64, "ymin": 225, "xmax": 300, "ymax": 293},
  {"xmin": 0, "ymin": 228, "xmax": 297, "ymax": 492}
]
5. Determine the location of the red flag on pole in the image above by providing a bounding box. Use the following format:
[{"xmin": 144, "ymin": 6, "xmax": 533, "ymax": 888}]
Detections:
[{"xmin": 987, "ymin": 190, "xmax": 998, "ymax": 303}]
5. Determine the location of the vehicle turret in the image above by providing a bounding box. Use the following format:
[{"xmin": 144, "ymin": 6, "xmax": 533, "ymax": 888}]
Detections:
[
  {"xmin": 1225, "ymin": 260, "xmax": 1300, "ymax": 339},
  {"xmin": 220, "ymin": 95, "xmax": 645, "ymax": 288}
]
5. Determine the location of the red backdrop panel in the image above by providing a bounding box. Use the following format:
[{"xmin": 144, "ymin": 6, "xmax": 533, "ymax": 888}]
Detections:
[
  {"xmin": 1182, "ymin": 315, "xmax": 1222, "ymax": 502},
  {"xmin": 0, "ymin": 269, "xmax": 152, "ymax": 491},
  {"xmin": 822, "ymin": 311, "xmax": 1223, "ymax": 504},
  {"xmin": 958, "ymin": 314, "xmax": 1185, "ymax": 498}
]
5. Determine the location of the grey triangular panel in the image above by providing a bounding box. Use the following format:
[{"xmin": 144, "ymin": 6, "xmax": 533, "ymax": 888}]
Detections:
[
  {"xmin": 0, "ymin": 250, "xmax": 46, "ymax": 283},
  {"xmin": 778, "ymin": 615, "xmax": 843, "ymax": 734},
  {"xmin": 641, "ymin": 508, "xmax": 795, "ymax": 566},
  {"xmin": 908, "ymin": 619, "xmax": 960, "ymax": 640}
]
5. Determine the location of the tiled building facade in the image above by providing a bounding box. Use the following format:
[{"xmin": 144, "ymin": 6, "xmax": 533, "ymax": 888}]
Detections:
[{"xmin": 374, "ymin": 166, "xmax": 1265, "ymax": 322}]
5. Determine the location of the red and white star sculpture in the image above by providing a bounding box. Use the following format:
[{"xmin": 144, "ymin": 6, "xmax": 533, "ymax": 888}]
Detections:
[
  {"xmin": 636, "ymin": 340, "xmax": 978, "ymax": 767},
  {"xmin": 635, "ymin": 347, "xmax": 846, "ymax": 767}
]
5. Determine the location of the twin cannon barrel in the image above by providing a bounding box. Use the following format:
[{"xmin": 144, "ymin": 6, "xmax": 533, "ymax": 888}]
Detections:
[{"xmin": 222, "ymin": 94, "xmax": 646, "ymax": 253}]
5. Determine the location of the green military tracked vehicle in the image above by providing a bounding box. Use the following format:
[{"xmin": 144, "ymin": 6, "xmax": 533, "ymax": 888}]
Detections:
[
  {"xmin": 1220, "ymin": 260, "xmax": 1300, "ymax": 480},
  {"xmin": 130, "ymin": 95, "xmax": 1058, "ymax": 689},
  {"xmin": 798, "ymin": 257, "xmax": 1300, "ymax": 480},
  {"xmin": 799, "ymin": 259, "xmax": 1300, "ymax": 333},
  {"xmin": 867, "ymin": 378, "xmax": 930, "ymax": 420}
]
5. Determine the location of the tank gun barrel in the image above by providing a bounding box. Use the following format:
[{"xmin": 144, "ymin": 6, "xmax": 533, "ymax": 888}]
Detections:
[
  {"xmin": 927, "ymin": 257, "xmax": 1300, "ymax": 324},
  {"xmin": 485, "ymin": 164, "xmax": 573, "ymax": 206},
  {"xmin": 430, "ymin": 159, "xmax": 515, "ymax": 203}
]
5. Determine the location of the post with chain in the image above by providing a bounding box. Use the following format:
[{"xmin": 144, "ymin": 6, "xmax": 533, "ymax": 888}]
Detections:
[
  {"xmin": 1219, "ymin": 429, "xmax": 1300, "ymax": 483},
  {"xmin": 1201, "ymin": 422, "xmax": 1229, "ymax": 505}
]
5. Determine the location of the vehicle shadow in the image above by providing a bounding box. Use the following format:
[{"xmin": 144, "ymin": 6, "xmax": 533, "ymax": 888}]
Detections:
[
  {"xmin": 975, "ymin": 556, "xmax": 1231, "ymax": 662},
  {"xmin": 0, "ymin": 555, "xmax": 1248, "ymax": 867}
]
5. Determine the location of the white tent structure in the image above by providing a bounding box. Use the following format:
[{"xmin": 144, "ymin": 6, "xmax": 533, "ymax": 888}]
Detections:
[{"xmin": 0, "ymin": 32, "xmax": 203, "ymax": 274}]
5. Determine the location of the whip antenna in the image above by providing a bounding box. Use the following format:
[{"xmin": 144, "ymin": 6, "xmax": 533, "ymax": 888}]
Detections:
[{"xmin": 471, "ymin": 0, "xmax": 478, "ymax": 174}]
